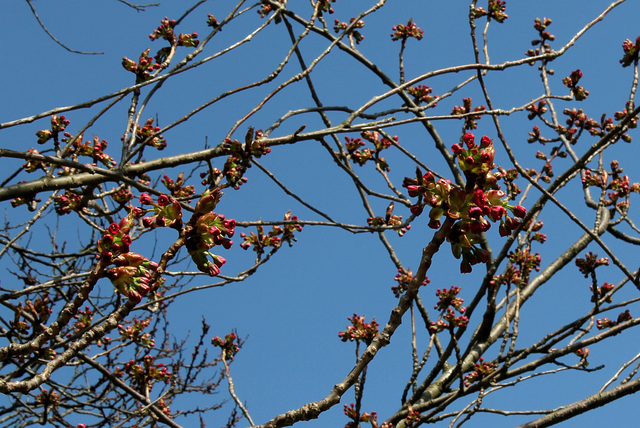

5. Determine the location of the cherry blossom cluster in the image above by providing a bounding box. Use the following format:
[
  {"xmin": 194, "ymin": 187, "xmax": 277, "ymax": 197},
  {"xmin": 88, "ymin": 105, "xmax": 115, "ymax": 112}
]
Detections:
[
  {"xmin": 118, "ymin": 317, "xmax": 155, "ymax": 348},
  {"xmin": 562, "ymin": 69, "xmax": 589, "ymax": 101},
  {"xmin": 72, "ymin": 306, "xmax": 93, "ymax": 333},
  {"xmin": 149, "ymin": 17, "xmax": 199, "ymax": 48},
  {"xmin": 591, "ymin": 282, "xmax": 614, "ymax": 303},
  {"xmin": 333, "ymin": 18, "xmax": 365, "ymax": 44},
  {"xmin": 257, "ymin": 0, "xmax": 286, "ymax": 21},
  {"xmin": 182, "ymin": 190, "xmax": 233, "ymax": 276},
  {"xmin": 597, "ymin": 310, "xmax": 633, "ymax": 330},
  {"xmin": 429, "ymin": 286, "xmax": 468, "ymax": 333},
  {"xmin": 403, "ymin": 133, "xmax": 526, "ymax": 272},
  {"xmin": 582, "ymin": 161, "xmax": 640, "ymax": 211},
  {"xmin": 390, "ymin": 19, "xmax": 424, "ymax": 41},
  {"xmin": 214, "ymin": 128, "xmax": 271, "ymax": 188},
  {"xmin": 122, "ymin": 48, "xmax": 161, "ymax": 81},
  {"xmin": 211, "ymin": 332, "xmax": 240, "ymax": 361},
  {"xmin": 391, "ymin": 268, "xmax": 429, "ymax": 298},
  {"xmin": 491, "ymin": 237, "xmax": 544, "ymax": 287},
  {"xmin": 124, "ymin": 118, "xmax": 167, "ymax": 150},
  {"xmin": 36, "ymin": 389, "xmax": 60, "ymax": 409},
  {"xmin": 186, "ymin": 212, "xmax": 234, "ymax": 276},
  {"xmin": 451, "ymin": 97, "xmax": 486, "ymax": 130},
  {"xmin": 575, "ymin": 251, "xmax": 610, "ymax": 278},
  {"xmin": 162, "ymin": 172, "xmax": 195, "ymax": 199},
  {"xmin": 473, "ymin": 0, "xmax": 509, "ymax": 23},
  {"xmin": 525, "ymin": 17, "xmax": 554, "ymax": 60},
  {"xmin": 139, "ymin": 193, "xmax": 183, "ymax": 230},
  {"xmin": 35, "ymin": 114, "xmax": 70, "ymax": 144},
  {"xmin": 67, "ymin": 135, "xmax": 117, "ymax": 167},
  {"xmin": 338, "ymin": 313, "xmax": 379, "ymax": 345},
  {"xmin": 10, "ymin": 293, "xmax": 52, "ymax": 335},
  {"xmin": 343, "ymin": 403, "xmax": 392, "ymax": 428},
  {"xmin": 107, "ymin": 251, "xmax": 159, "ymax": 303},
  {"xmin": 463, "ymin": 358, "xmax": 496, "ymax": 387},
  {"xmin": 124, "ymin": 354, "xmax": 171, "ymax": 392},
  {"xmin": 620, "ymin": 35, "xmax": 640, "ymax": 67},
  {"xmin": 240, "ymin": 211, "xmax": 303, "ymax": 256},
  {"xmin": 407, "ymin": 84, "xmax": 437, "ymax": 106},
  {"xmin": 52, "ymin": 190, "xmax": 82, "ymax": 215},
  {"xmin": 343, "ymin": 131, "xmax": 395, "ymax": 171},
  {"xmin": 111, "ymin": 186, "xmax": 134, "ymax": 204}
]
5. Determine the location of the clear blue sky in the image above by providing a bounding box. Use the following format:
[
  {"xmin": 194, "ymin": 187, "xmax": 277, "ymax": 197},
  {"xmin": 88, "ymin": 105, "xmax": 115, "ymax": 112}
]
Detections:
[{"xmin": 2, "ymin": 1, "xmax": 640, "ymax": 427}]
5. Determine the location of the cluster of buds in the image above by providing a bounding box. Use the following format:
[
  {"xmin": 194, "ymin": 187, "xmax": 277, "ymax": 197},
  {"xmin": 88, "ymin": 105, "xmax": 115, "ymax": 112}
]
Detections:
[
  {"xmin": 67, "ymin": 135, "xmax": 117, "ymax": 167},
  {"xmin": 118, "ymin": 317, "xmax": 155, "ymax": 348},
  {"xmin": 367, "ymin": 202, "xmax": 409, "ymax": 236},
  {"xmin": 122, "ymin": 48, "xmax": 161, "ymax": 81},
  {"xmin": 451, "ymin": 97, "xmax": 486, "ymax": 130},
  {"xmin": 430, "ymin": 286, "xmax": 468, "ymax": 333},
  {"xmin": 407, "ymin": 85, "xmax": 437, "ymax": 106},
  {"xmin": 338, "ymin": 313, "xmax": 379, "ymax": 345},
  {"xmin": 333, "ymin": 18, "xmax": 365, "ymax": 44},
  {"xmin": 219, "ymin": 128, "xmax": 271, "ymax": 188},
  {"xmin": 72, "ymin": 306, "xmax": 93, "ymax": 333},
  {"xmin": 240, "ymin": 211, "xmax": 303, "ymax": 256},
  {"xmin": 342, "ymin": 131, "xmax": 395, "ymax": 171},
  {"xmin": 162, "ymin": 172, "xmax": 195, "ymax": 199},
  {"xmin": 591, "ymin": 282, "xmax": 614, "ymax": 303},
  {"xmin": 97, "ymin": 216, "xmax": 136, "ymax": 260},
  {"xmin": 207, "ymin": 14, "xmax": 219, "ymax": 29},
  {"xmin": 111, "ymin": 186, "xmax": 134, "ymax": 204},
  {"xmin": 507, "ymin": 247, "xmax": 541, "ymax": 286},
  {"xmin": 390, "ymin": 19, "xmax": 424, "ymax": 41},
  {"xmin": 434, "ymin": 286, "xmax": 465, "ymax": 312},
  {"xmin": 575, "ymin": 347, "xmax": 590, "ymax": 367},
  {"xmin": 463, "ymin": 358, "xmax": 496, "ymax": 387},
  {"xmin": 35, "ymin": 389, "xmax": 60, "ymax": 409},
  {"xmin": 582, "ymin": 161, "xmax": 640, "ymax": 211},
  {"xmin": 562, "ymin": 69, "xmax": 589, "ymax": 101},
  {"xmin": 10, "ymin": 293, "xmax": 52, "ymax": 336},
  {"xmin": 620, "ymin": 35, "xmax": 640, "ymax": 67},
  {"xmin": 149, "ymin": 16, "xmax": 200, "ymax": 48},
  {"xmin": 597, "ymin": 310, "xmax": 633, "ymax": 330},
  {"xmin": 124, "ymin": 118, "xmax": 167, "ymax": 150},
  {"xmin": 124, "ymin": 355, "xmax": 171, "ymax": 392},
  {"xmin": 36, "ymin": 119, "xmax": 67, "ymax": 147},
  {"xmin": 391, "ymin": 269, "xmax": 429, "ymax": 298},
  {"xmin": 613, "ymin": 101, "xmax": 638, "ymax": 130},
  {"xmin": 53, "ymin": 190, "xmax": 83, "ymax": 215},
  {"xmin": 186, "ymin": 212, "xmax": 234, "ymax": 276},
  {"xmin": 562, "ymin": 108, "xmax": 593, "ymax": 139},
  {"xmin": 212, "ymin": 332, "xmax": 240, "ymax": 361},
  {"xmin": 403, "ymin": 133, "xmax": 526, "ymax": 272},
  {"xmin": 22, "ymin": 149, "xmax": 49, "ymax": 173},
  {"xmin": 473, "ymin": 0, "xmax": 509, "ymax": 23},
  {"xmin": 526, "ymin": 99, "xmax": 548, "ymax": 121},
  {"xmin": 139, "ymin": 193, "xmax": 183, "ymax": 230},
  {"xmin": 343, "ymin": 404, "xmax": 392, "ymax": 428},
  {"xmin": 316, "ymin": 0, "xmax": 336, "ymax": 15},
  {"xmin": 257, "ymin": 0, "xmax": 285, "ymax": 22},
  {"xmin": 575, "ymin": 251, "xmax": 609, "ymax": 278},
  {"xmin": 107, "ymin": 251, "xmax": 159, "ymax": 302},
  {"xmin": 36, "ymin": 114, "xmax": 70, "ymax": 145},
  {"xmin": 182, "ymin": 190, "xmax": 233, "ymax": 276},
  {"xmin": 526, "ymin": 17, "xmax": 555, "ymax": 62}
]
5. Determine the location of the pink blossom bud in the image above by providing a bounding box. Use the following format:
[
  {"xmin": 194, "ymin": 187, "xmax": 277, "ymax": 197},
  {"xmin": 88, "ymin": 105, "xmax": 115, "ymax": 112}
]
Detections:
[{"xmin": 512, "ymin": 205, "xmax": 527, "ymax": 218}]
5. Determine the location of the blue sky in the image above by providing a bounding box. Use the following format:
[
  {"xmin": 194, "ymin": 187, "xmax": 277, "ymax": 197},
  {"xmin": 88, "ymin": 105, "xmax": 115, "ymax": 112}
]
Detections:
[{"xmin": 2, "ymin": 1, "xmax": 640, "ymax": 427}]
